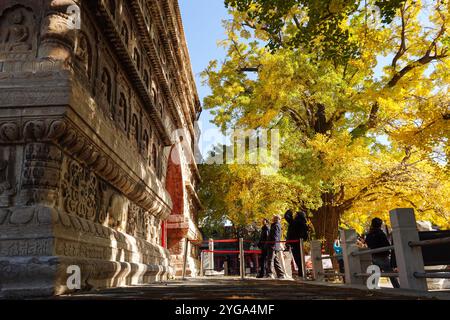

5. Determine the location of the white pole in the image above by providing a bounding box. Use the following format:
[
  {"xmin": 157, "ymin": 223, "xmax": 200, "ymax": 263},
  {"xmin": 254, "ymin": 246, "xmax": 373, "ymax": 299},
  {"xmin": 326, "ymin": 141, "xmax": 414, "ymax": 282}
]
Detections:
[
  {"xmin": 200, "ymin": 251, "xmax": 204, "ymax": 277},
  {"xmin": 182, "ymin": 238, "xmax": 189, "ymax": 280},
  {"xmin": 239, "ymin": 238, "xmax": 245, "ymax": 280},
  {"xmin": 299, "ymin": 238, "xmax": 307, "ymax": 280}
]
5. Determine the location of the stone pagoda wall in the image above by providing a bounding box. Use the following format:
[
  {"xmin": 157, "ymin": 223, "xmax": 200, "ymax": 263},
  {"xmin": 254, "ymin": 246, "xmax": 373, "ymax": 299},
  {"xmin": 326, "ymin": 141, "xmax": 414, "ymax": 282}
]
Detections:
[{"xmin": 0, "ymin": 0, "xmax": 201, "ymax": 297}]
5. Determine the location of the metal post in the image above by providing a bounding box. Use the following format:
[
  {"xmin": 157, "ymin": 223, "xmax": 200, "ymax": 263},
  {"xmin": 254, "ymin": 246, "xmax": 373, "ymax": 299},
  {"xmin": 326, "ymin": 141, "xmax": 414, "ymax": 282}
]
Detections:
[
  {"xmin": 340, "ymin": 229, "xmax": 365, "ymax": 285},
  {"xmin": 310, "ymin": 240, "xmax": 324, "ymax": 281},
  {"xmin": 239, "ymin": 238, "xmax": 245, "ymax": 280},
  {"xmin": 390, "ymin": 208, "xmax": 427, "ymax": 291},
  {"xmin": 224, "ymin": 260, "xmax": 229, "ymax": 276},
  {"xmin": 182, "ymin": 238, "xmax": 189, "ymax": 280},
  {"xmin": 299, "ymin": 238, "xmax": 307, "ymax": 280}
]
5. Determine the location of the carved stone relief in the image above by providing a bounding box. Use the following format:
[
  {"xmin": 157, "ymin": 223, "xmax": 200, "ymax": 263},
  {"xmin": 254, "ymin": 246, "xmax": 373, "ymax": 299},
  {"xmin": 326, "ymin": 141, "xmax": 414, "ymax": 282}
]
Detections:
[
  {"xmin": 0, "ymin": 5, "xmax": 36, "ymax": 60},
  {"xmin": 20, "ymin": 143, "xmax": 63, "ymax": 207},
  {"xmin": 60, "ymin": 158, "xmax": 99, "ymax": 222},
  {"xmin": 74, "ymin": 32, "xmax": 91, "ymax": 77},
  {"xmin": 117, "ymin": 92, "xmax": 128, "ymax": 132},
  {"xmin": 106, "ymin": 193, "xmax": 128, "ymax": 232},
  {"xmin": 130, "ymin": 113, "xmax": 139, "ymax": 147},
  {"xmin": 0, "ymin": 146, "xmax": 16, "ymax": 207}
]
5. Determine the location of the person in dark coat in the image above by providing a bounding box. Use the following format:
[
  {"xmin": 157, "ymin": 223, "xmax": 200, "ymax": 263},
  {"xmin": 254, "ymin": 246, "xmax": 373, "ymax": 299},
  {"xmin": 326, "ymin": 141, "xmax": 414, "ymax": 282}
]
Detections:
[
  {"xmin": 257, "ymin": 218, "xmax": 270, "ymax": 278},
  {"xmin": 365, "ymin": 218, "xmax": 400, "ymax": 288},
  {"xmin": 285, "ymin": 210, "xmax": 309, "ymax": 277},
  {"xmin": 265, "ymin": 215, "xmax": 285, "ymax": 279}
]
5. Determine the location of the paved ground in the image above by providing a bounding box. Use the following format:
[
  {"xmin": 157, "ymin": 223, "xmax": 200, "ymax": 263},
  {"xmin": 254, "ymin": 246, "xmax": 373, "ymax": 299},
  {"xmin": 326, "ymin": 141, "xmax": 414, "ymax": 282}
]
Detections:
[{"xmin": 57, "ymin": 277, "xmax": 450, "ymax": 300}]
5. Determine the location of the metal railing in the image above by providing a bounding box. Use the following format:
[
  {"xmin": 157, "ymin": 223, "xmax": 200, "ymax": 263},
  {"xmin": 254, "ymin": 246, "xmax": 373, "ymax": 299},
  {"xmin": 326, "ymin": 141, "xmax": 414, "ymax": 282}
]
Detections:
[
  {"xmin": 182, "ymin": 238, "xmax": 307, "ymax": 280},
  {"xmin": 339, "ymin": 208, "xmax": 450, "ymax": 291},
  {"xmin": 351, "ymin": 246, "xmax": 394, "ymax": 257}
]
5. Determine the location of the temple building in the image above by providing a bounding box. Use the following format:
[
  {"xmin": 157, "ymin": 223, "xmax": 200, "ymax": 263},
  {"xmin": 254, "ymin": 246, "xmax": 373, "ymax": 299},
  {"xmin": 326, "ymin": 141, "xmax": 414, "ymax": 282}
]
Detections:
[{"xmin": 0, "ymin": 0, "xmax": 202, "ymax": 297}]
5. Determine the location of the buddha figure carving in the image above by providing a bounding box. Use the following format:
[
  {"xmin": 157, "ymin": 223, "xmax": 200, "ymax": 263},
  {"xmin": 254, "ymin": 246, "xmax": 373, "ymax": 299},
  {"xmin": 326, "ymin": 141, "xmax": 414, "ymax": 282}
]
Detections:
[
  {"xmin": 117, "ymin": 94, "xmax": 127, "ymax": 131},
  {"xmin": 100, "ymin": 69, "xmax": 111, "ymax": 104},
  {"xmin": 130, "ymin": 114, "xmax": 139, "ymax": 146},
  {"xmin": 3, "ymin": 9, "xmax": 32, "ymax": 52},
  {"xmin": 0, "ymin": 159, "xmax": 11, "ymax": 195}
]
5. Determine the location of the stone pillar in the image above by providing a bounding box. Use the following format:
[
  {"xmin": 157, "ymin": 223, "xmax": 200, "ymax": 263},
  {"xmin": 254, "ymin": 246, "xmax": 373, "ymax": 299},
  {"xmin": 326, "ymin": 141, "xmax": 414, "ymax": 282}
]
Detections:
[
  {"xmin": 340, "ymin": 229, "xmax": 365, "ymax": 285},
  {"xmin": 283, "ymin": 250, "xmax": 293, "ymax": 279},
  {"xmin": 389, "ymin": 208, "xmax": 427, "ymax": 291},
  {"xmin": 310, "ymin": 240, "xmax": 324, "ymax": 281}
]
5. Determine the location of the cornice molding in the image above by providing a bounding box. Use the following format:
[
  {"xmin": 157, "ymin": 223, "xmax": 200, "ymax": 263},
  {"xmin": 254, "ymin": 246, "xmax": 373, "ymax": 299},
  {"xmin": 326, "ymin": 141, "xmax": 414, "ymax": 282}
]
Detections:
[{"xmin": 0, "ymin": 116, "xmax": 172, "ymax": 220}]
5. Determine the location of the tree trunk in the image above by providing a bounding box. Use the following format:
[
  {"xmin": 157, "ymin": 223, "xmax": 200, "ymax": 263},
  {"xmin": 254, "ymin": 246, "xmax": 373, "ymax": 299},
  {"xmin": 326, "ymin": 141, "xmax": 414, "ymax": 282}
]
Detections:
[{"xmin": 310, "ymin": 192, "xmax": 343, "ymax": 257}]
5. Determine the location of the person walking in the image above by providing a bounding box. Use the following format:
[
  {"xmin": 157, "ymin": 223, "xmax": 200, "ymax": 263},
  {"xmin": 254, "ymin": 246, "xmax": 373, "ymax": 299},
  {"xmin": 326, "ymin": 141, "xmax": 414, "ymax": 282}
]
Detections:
[
  {"xmin": 256, "ymin": 218, "xmax": 270, "ymax": 278},
  {"xmin": 265, "ymin": 215, "xmax": 285, "ymax": 279},
  {"xmin": 285, "ymin": 210, "xmax": 309, "ymax": 277},
  {"xmin": 365, "ymin": 217, "xmax": 400, "ymax": 288}
]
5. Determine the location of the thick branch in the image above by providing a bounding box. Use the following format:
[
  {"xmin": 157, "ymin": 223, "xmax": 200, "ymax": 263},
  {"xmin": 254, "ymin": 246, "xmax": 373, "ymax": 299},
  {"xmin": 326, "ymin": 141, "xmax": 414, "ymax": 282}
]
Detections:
[
  {"xmin": 314, "ymin": 104, "xmax": 333, "ymax": 134},
  {"xmin": 352, "ymin": 14, "xmax": 448, "ymax": 139},
  {"xmin": 387, "ymin": 51, "xmax": 448, "ymax": 88},
  {"xmin": 350, "ymin": 103, "xmax": 379, "ymax": 139},
  {"xmin": 281, "ymin": 106, "xmax": 309, "ymax": 133},
  {"xmin": 239, "ymin": 67, "xmax": 260, "ymax": 73},
  {"xmin": 392, "ymin": 5, "xmax": 407, "ymax": 70}
]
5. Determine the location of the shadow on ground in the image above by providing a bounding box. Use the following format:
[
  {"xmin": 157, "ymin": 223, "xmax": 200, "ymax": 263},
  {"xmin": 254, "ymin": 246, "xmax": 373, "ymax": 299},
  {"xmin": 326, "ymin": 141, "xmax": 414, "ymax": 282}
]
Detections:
[{"xmin": 54, "ymin": 277, "xmax": 449, "ymax": 300}]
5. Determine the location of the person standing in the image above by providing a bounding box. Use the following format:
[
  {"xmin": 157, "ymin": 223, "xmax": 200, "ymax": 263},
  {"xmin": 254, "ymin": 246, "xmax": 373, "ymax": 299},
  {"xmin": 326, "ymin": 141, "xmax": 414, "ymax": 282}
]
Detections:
[
  {"xmin": 285, "ymin": 210, "xmax": 309, "ymax": 277},
  {"xmin": 365, "ymin": 218, "xmax": 400, "ymax": 288},
  {"xmin": 256, "ymin": 218, "xmax": 270, "ymax": 278},
  {"xmin": 265, "ymin": 215, "xmax": 285, "ymax": 279}
]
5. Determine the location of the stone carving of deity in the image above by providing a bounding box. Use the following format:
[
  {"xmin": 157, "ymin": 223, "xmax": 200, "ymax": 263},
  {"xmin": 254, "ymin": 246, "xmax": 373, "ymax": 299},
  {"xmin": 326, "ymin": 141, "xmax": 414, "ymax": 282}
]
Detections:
[
  {"xmin": 117, "ymin": 94, "xmax": 127, "ymax": 131},
  {"xmin": 141, "ymin": 130, "xmax": 149, "ymax": 157},
  {"xmin": 130, "ymin": 115, "xmax": 139, "ymax": 146},
  {"xmin": 75, "ymin": 34, "xmax": 90, "ymax": 75},
  {"xmin": 100, "ymin": 69, "xmax": 111, "ymax": 104},
  {"xmin": 0, "ymin": 160, "xmax": 11, "ymax": 195},
  {"xmin": 4, "ymin": 9, "xmax": 32, "ymax": 52}
]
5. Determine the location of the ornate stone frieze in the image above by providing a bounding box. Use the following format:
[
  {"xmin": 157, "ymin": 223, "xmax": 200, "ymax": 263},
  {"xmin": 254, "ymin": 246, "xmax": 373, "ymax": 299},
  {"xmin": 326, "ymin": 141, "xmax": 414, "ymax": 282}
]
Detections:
[
  {"xmin": 0, "ymin": 117, "xmax": 172, "ymax": 219},
  {"xmin": 20, "ymin": 142, "xmax": 63, "ymax": 207},
  {"xmin": 60, "ymin": 158, "xmax": 101, "ymax": 223}
]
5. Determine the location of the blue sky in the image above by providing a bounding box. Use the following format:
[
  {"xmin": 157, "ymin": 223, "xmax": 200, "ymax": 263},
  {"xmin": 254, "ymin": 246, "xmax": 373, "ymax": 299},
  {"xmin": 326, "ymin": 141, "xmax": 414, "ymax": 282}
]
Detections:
[{"xmin": 179, "ymin": 0, "xmax": 230, "ymax": 156}]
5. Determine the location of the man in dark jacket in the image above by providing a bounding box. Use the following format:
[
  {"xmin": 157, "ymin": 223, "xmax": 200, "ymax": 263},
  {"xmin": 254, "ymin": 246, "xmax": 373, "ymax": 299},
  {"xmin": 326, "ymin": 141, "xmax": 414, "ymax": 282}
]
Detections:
[
  {"xmin": 257, "ymin": 218, "xmax": 270, "ymax": 278},
  {"xmin": 285, "ymin": 210, "xmax": 309, "ymax": 277},
  {"xmin": 265, "ymin": 215, "xmax": 285, "ymax": 279},
  {"xmin": 365, "ymin": 218, "xmax": 400, "ymax": 288}
]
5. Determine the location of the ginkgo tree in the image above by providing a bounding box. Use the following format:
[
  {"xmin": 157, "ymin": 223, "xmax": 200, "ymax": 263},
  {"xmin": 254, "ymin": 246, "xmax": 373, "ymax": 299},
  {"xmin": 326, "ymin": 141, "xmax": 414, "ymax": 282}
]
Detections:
[{"xmin": 200, "ymin": 0, "xmax": 450, "ymax": 251}]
